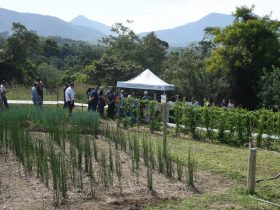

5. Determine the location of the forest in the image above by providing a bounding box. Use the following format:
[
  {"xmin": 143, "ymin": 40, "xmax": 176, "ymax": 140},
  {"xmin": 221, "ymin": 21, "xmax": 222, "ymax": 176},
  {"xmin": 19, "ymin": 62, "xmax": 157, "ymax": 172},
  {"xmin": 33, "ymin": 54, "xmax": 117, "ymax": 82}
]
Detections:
[{"xmin": 0, "ymin": 6, "xmax": 280, "ymax": 109}]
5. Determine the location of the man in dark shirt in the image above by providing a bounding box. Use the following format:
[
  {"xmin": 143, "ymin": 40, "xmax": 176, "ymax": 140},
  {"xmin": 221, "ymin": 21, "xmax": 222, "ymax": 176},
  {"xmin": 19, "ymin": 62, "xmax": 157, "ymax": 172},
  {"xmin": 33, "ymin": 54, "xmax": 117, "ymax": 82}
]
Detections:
[
  {"xmin": 90, "ymin": 87, "xmax": 99, "ymax": 111},
  {"xmin": 142, "ymin": 90, "xmax": 151, "ymax": 100},
  {"xmin": 36, "ymin": 79, "xmax": 43, "ymax": 106},
  {"xmin": 86, "ymin": 87, "xmax": 93, "ymax": 111},
  {"xmin": 98, "ymin": 86, "xmax": 106, "ymax": 117},
  {"xmin": 106, "ymin": 86, "xmax": 116, "ymax": 119}
]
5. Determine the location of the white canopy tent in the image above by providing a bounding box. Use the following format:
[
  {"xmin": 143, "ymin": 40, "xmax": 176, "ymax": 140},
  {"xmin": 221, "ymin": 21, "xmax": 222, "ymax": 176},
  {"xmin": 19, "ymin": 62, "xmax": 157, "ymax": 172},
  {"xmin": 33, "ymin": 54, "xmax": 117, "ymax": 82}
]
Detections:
[{"xmin": 117, "ymin": 69, "xmax": 175, "ymax": 91}]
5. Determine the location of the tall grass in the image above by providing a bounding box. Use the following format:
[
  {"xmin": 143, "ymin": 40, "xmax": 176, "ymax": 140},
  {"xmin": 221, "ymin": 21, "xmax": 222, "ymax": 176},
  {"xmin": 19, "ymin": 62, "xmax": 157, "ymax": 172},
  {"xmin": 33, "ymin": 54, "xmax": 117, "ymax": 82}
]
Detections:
[
  {"xmin": 100, "ymin": 150, "xmax": 109, "ymax": 189},
  {"xmin": 133, "ymin": 135, "xmax": 140, "ymax": 170},
  {"xmin": 71, "ymin": 111, "xmax": 99, "ymax": 134},
  {"xmin": 115, "ymin": 151, "xmax": 122, "ymax": 193},
  {"xmin": 187, "ymin": 147, "xmax": 195, "ymax": 187},
  {"xmin": 147, "ymin": 164, "xmax": 153, "ymax": 191},
  {"xmin": 0, "ymin": 105, "xmax": 102, "ymax": 206}
]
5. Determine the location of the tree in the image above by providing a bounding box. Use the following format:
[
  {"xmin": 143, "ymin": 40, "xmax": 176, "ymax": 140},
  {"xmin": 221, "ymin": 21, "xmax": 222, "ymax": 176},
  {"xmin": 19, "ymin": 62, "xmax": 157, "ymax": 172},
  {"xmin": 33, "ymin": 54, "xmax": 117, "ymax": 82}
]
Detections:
[
  {"xmin": 4, "ymin": 23, "xmax": 39, "ymax": 83},
  {"xmin": 139, "ymin": 32, "xmax": 168, "ymax": 75},
  {"xmin": 86, "ymin": 56, "xmax": 142, "ymax": 85},
  {"xmin": 92, "ymin": 23, "xmax": 169, "ymax": 85},
  {"xmin": 101, "ymin": 22, "xmax": 141, "ymax": 63},
  {"xmin": 42, "ymin": 38, "xmax": 59, "ymax": 57},
  {"xmin": 6, "ymin": 23, "xmax": 39, "ymax": 64},
  {"xmin": 36, "ymin": 62, "xmax": 62, "ymax": 89},
  {"xmin": 164, "ymin": 48, "xmax": 208, "ymax": 101},
  {"xmin": 207, "ymin": 6, "xmax": 280, "ymax": 109},
  {"xmin": 258, "ymin": 66, "xmax": 280, "ymax": 109},
  {"xmin": 61, "ymin": 70, "xmax": 76, "ymax": 84}
]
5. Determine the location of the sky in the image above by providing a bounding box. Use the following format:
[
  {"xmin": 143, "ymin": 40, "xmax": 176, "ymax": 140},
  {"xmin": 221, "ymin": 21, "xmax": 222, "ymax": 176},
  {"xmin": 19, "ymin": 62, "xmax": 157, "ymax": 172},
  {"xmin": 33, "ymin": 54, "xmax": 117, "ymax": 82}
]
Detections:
[{"xmin": 0, "ymin": 0, "xmax": 279, "ymax": 33}]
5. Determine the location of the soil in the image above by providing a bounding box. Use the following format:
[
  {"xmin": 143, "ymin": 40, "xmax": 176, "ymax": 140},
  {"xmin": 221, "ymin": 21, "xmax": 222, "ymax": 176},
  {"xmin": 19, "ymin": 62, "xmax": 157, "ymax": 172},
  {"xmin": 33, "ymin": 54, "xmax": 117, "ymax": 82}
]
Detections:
[{"xmin": 0, "ymin": 131, "xmax": 237, "ymax": 210}]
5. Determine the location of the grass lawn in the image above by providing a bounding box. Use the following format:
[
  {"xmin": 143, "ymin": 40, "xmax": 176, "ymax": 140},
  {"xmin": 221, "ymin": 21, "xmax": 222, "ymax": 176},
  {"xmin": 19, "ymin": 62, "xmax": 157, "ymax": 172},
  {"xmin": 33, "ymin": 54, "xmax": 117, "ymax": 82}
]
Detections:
[
  {"xmin": 121, "ymin": 127, "xmax": 280, "ymax": 209},
  {"xmin": 7, "ymin": 84, "xmax": 89, "ymax": 102}
]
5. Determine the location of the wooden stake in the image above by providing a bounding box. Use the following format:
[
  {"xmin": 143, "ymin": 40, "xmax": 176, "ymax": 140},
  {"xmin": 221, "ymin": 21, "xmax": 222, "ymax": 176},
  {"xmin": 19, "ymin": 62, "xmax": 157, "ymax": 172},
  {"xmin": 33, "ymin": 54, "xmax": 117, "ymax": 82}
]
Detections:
[
  {"xmin": 247, "ymin": 148, "xmax": 257, "ymax": 194},
  {"xmin": 163, "ymin": 103, "xmax": 167, "ymax": 159}
]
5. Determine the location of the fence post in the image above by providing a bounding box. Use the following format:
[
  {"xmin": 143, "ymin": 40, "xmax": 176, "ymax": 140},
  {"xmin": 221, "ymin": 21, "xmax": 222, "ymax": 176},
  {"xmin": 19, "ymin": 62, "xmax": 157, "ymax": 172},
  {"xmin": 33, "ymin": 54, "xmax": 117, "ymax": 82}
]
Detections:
[
  {"xmin": 163, "ymin": 102, "xmax": 167, "ymax": 159},
  {"xmin": 247, "ymin": 147, "xmax": 257, "ymax": 194}
]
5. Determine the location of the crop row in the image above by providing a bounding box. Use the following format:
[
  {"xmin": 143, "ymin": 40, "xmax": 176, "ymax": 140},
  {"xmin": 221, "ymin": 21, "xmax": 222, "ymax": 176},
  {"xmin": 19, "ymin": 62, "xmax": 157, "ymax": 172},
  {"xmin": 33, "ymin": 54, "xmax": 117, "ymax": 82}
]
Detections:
[
  {"xmin": 119, "ymin": 99, "xmax": 280, "ymax": 149},
  {"xmin": 0, "ymin": 107, "xmax": 195, "ymax": 206}
]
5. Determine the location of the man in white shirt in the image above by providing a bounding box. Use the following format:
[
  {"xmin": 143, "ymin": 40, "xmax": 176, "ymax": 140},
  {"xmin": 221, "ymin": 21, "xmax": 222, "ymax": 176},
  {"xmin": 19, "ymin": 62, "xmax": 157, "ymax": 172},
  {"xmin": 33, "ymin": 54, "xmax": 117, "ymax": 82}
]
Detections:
[{"xmin": 65, "ymin": 83, "xmax": 75, "ymax": 116}]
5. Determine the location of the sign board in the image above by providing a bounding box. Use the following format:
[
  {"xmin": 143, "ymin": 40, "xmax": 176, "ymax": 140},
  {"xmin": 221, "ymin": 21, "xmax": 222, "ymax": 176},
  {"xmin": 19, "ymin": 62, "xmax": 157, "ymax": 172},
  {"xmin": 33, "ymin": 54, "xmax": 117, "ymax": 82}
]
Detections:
[{"xmin": 161, "ymin": 94, "xmax": 167, "ymax": 103}]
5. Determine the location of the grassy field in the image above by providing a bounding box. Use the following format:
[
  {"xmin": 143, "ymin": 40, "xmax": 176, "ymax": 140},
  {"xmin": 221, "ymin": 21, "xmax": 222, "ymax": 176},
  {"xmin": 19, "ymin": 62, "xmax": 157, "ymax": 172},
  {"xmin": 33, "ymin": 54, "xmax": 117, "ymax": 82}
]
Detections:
[
  {"xmin": 7, "ymin": 84, "xmax": 90, "ymax": 102},
  {"xmin": 140, "ymin": 130, "xmax": 280, "ymax": 209}
]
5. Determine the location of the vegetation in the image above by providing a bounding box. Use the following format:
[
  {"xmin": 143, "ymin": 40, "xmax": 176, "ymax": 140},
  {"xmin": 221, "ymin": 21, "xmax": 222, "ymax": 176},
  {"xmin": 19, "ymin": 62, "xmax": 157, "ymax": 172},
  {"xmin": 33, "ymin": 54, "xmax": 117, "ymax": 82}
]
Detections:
[
  {"xmin": 1, "ymin": 6, "xmax": 279, "ymax": 109},
  {"xmin": 1, "ymin": 5, "xmax": 280, "ymax": 209},
  {"xmin": 0, "ymin": 106, "xmax": 198, "ymax": 207},
  {"xmin": 145, "ymin": 133, "xmax": 280, "ymax": 209},
  {"xmin": 207, "ymin": 6, "xmax": 280, "ymax": 109}
]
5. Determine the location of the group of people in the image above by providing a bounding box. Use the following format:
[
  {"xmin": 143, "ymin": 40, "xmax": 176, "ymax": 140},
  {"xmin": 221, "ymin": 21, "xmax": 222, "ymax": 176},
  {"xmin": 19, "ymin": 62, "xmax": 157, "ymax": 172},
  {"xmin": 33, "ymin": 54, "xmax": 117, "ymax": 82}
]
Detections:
[
  {"xmin": 0, "ymin": 80, "xmax": 8, "ymax": 110},
  {"xmin": 84, "ymin": 87, "xmax": 153, "ymax": 120},
  {"xmin": 62, "ymin": 83, "xmax": 117, "ymax": 117},
  {"xmin": 220, "ymin": 99, "xmax": 235, "ymax": 108},
  {"xmin": 167, "ymin": 95, "xmax": 235, "ymax": 108},
  {"xmin": 85, "ymin": 85, "xmax": 116, "ymax": 118},
  {"xmin": 1, "ymin": 79, "xmax": 236, "ymax": 121}
]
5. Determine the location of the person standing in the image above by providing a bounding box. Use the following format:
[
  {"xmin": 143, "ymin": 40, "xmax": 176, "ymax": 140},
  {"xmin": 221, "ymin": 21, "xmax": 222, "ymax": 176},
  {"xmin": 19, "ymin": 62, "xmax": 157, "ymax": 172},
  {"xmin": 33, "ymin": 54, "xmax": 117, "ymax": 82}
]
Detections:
[
  {"xmin": 65, "ymin": 83, "xmax": 75, "ymax": 116},
  {"xmin": 206, "ymin": 97, "xmax": 215, "ymax": 107},
  {"xmin": 142, "ymin": 90, "xmax": 151, "ymax": 100},
  {"xmin": 31, "ymin": 83, "xmax": 40, "ymax": 106},
  {"xmin": 90, "ymin": 87, "xmax": 99, "ymax": 111},
  {"xmin": 141, "ymin": 91, "xmax": 151, "ymax": 122},
  {"xmin": 36, "ymin": 79, "xmax": 43, "ymax": 106},
  {"xmin": 190, "ymin": 97, "xmax": 199, "ymax": 106},
  {"xmin": 86, "ymin": 87, "xmax": 93, "ymax": 111},
  {"xmin": 106, "ymin": 86, "xmax": 116, "ymax": 119},
  {"xmin": 0, "ymin": 88, "xmax": 3, "ymax": 111},
  {"xmin": 63, "ymin": 82, "xmax": 69, "ymax": 109},
  {"xmin": 98, "ymin": 86, "xmax": 106, "ymax": 117},
  {"xmin": 221, "ymin": 99, "xmax": 228, "ymax": 107},
  {"xmin": 228, "ymin": 99, "xmax": 235, "ymax": 108},
  {"xmin": 0, "ymin": 80, "xmax": 8, "ymax": 109},
  {"xmin": 167, "ymin": 96, "xmax": 176, "ymax": 123}
]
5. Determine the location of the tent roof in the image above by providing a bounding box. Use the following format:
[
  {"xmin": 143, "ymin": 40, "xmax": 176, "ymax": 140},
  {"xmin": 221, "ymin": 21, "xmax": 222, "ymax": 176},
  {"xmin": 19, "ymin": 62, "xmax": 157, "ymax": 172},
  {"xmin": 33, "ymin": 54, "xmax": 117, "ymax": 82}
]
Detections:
[{"xmin": 117, "ymin": 69, "xmax": 175, "ymax": 91}]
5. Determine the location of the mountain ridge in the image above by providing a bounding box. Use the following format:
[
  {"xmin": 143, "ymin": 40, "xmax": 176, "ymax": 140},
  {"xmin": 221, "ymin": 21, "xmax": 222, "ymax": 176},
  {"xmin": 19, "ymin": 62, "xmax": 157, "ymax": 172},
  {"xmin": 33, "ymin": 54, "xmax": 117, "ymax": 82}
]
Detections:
[
  {"xmin": 140, "ymin": 13, "xmax": 234, "ymax": 46},
  {"xmin": 0, "ymin": 7, "xmax": 234, "ymax": 46},
  {"xmin": 0, "ymin": 7, "xmax": 105, "ymax": 43},
  {"xmin": 70, "ymin": 15, "xmax": 112, "ymax": 35}
]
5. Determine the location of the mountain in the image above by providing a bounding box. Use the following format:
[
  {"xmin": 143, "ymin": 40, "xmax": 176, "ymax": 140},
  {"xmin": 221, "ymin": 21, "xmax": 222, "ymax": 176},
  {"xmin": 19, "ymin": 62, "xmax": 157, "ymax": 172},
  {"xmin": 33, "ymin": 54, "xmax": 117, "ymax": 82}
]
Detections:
[
  {"xmin": 0, "ymin": 7, "xmax": 105, "ymax": 43},
  {"xmin": 0, "ymin": 7, "xmax": 235, "ymax": 47},
  {"xmin": 141, "ymin": 13, "xmax": 234, "ymax": 47},
  {"xmin": 70, "ymin": 15, "xmax": 112, "ymax": 35}
]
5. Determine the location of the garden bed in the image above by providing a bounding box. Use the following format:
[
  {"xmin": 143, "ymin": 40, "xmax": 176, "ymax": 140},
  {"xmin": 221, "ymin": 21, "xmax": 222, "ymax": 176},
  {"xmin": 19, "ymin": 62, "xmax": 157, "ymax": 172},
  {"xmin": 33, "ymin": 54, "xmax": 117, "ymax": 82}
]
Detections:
[{"xmin": 0, "ymin": 135, "xmax": 237, "ymax": 210}]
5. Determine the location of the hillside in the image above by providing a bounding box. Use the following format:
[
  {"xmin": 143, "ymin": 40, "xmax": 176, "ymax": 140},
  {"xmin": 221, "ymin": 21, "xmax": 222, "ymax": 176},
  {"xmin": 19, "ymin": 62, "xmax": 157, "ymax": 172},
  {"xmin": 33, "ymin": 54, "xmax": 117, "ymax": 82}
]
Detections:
[
  {"xmin": 70, "ymin": 15, "xmax": 112, "ymax": 35},
  {"xmin": 0, "ymin": 7, "xmax": 234, "ymax": 46},
  {"xmin": 141, "ymin": 13, "xmax": 234, "ymax": 47},
  {"xmin": 0, "ymin": 7, "xmax": 105, "ymax": 43}
]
